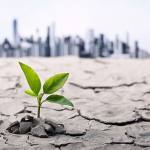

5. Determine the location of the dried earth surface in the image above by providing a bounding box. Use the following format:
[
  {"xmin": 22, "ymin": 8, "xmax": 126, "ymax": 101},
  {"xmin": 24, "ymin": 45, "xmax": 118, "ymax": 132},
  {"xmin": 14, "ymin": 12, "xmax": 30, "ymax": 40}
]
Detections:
[{"xmin": 0, "ymin": 57, "xmax": 150, "ymax": 149}]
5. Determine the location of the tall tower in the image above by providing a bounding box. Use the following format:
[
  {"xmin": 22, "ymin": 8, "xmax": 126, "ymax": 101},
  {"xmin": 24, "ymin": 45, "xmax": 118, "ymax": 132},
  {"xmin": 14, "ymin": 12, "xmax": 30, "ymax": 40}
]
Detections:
[
  {"xmin": 13, "ymin": 19, "xmax": 19, "ymax": 47},
  {"xmin": 99, "ymin": 33, "xmax": 105, "ymax": 57},
  {"xmin": 50, "ymin": 22, "xmax": 56, "ymax": 56},
  {"xmin": 45, "ymin": 26, "xmax": 51, "ymax": 57},
  {"xmin": 126, "ymin": 32, "xmax": 130, "ymax": 53},
  {"xmin": 85, "ymin": 29, "xmax": 95, "ymax": 53},
  {"xmin": 135, "ymin": 41, "xmax": 139, "ymax": 58}
]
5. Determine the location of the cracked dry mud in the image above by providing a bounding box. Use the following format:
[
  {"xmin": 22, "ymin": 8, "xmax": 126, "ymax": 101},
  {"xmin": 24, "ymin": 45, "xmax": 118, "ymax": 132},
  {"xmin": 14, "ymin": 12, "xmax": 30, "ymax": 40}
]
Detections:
[{"xmin": 1, "ymin": 57, "xmax": 150, "ymax": 149}]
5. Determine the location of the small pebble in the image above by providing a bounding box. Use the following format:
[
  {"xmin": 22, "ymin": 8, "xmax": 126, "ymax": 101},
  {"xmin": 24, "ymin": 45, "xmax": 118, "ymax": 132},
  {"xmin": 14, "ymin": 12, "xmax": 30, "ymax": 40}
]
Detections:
[
  {"xmin": 19, "ymin": 121, "xmax": 32, "ymax": 134},
  {"xmin": 55, "ymin": 124, "xmax": 66, "ymax": 134},
  {"xmin": 31, "ymin": 124, "xmax": 48, "ymax": 138},
  {"xmin": 43, "ymin": 123, "xmax": 54, "ymax": 135},
  {"xmin": 6, "ymin": 121, "xmax": 20, "ymax": 133},
  {"xmin": 21, "ymin": 115, "xmax": 34, "ymax": 122}
]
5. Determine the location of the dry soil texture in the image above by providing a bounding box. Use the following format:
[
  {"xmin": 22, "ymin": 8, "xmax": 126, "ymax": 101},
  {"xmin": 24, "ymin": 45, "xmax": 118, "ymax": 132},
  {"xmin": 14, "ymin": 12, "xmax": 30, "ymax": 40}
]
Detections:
[{"xmin": 0, "ymin": 57, "xmax": 150, "ymax": 149}]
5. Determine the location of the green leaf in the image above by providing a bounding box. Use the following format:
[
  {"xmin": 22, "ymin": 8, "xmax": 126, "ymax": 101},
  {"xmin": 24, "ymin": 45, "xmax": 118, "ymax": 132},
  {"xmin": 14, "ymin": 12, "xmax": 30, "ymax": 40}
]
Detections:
[
  {"xmin": 43, "ymin": 73, "xmax": 69, "ymax": 94},
  {"xmin": 25, "ymin": 89, "xmax": 37, "ymax": 97},
  {"xmin": 19, "ymin": 62, "xmax": 41, "ymax": 95},
  {"xmin": 46, "ymin": 95, "xmax": 74, "ymax": 107}
]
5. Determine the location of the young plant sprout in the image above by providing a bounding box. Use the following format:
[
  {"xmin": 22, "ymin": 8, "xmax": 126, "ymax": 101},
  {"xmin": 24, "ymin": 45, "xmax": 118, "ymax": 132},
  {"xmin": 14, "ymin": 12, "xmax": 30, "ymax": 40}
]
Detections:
[{"xmin": 19, "ymin": 62, "xmax": 74, "ymax": 118}]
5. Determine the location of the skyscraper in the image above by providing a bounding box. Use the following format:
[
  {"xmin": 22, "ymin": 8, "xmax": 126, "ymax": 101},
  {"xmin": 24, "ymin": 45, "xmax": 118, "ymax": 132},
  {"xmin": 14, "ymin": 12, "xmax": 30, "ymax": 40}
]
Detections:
[
  {"xmin": 45, "ymin": 26, "xmax": 51, "ymax": 56},
  {"xmin": 50, "ymin": 22, "xmax": 56, "ymax": 56},
  {"xmin": 13, "ymin": 19, "xmax": 19, "ymax": 47}
]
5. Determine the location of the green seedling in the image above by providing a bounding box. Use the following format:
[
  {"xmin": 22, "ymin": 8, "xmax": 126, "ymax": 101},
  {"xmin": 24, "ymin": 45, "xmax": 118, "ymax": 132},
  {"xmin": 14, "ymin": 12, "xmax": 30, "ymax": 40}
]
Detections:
[{"xmin": 19, "ymin": 62, "xmax": 74, "ymax": 118}]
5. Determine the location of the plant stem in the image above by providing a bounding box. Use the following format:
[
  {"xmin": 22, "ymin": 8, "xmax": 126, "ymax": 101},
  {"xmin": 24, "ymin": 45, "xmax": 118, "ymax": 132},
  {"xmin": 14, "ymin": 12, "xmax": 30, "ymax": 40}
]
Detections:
[
  {"xmin": 37, "ymin": 93, "xmax": 44, "ymax": 118},
  {"xmin": 37, "ymin": 102, "xmax": 41, "ymax": 118}
]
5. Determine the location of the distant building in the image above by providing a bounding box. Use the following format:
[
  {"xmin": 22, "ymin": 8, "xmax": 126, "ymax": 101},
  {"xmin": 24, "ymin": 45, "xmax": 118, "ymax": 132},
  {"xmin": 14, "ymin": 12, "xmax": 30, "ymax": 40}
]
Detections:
[
  {"xmin": 50, "ymin": 22, "xmax": 56, "ymax": 56},
  {"xmin": 45, "ymin": 27, "xmax": 51, "ymax": 57},
  {"xmin": 13, "ymin": 19, "xmax": 20, "ymax": 47},
  {"xmin": 1, "ymin": 38, "xmax": 14, "ymax": 57}
]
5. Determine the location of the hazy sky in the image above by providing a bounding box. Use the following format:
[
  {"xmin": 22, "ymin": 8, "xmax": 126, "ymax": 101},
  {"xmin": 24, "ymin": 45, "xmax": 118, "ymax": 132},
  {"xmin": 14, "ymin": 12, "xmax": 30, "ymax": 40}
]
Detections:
[{"xmin": 0, "ymin": 0, "xmax": 150, "ymax": 50}]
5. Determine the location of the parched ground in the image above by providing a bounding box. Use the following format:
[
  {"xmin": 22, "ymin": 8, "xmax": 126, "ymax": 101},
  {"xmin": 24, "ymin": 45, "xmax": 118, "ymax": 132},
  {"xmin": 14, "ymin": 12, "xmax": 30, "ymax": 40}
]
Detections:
[{"xmin": 1, "ymin": 57, "xmax": 150, "ymax": 149}]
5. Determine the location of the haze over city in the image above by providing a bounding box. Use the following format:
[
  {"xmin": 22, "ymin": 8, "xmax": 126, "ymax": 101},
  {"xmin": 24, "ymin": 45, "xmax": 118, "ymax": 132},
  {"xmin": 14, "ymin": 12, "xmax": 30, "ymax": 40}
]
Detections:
[{"xmin": 0, "ymin": 0, "xmax": 149, "ymax": 51}]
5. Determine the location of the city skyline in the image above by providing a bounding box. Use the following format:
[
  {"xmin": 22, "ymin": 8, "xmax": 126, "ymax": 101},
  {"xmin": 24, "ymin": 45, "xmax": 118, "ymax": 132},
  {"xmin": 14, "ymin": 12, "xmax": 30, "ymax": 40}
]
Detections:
[
  {"xmin": 0, "ymin": 0, "xmax": 149, "ymax": 51},
  {"xmin": 0, "ymin": 18, "xmax": 148, "ymax": 59}
]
